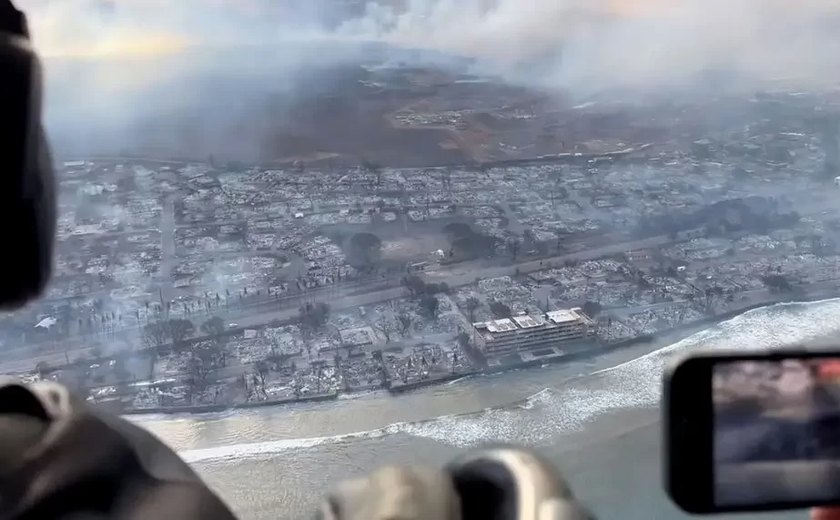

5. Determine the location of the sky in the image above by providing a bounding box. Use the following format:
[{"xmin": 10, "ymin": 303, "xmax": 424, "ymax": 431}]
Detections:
[
  {"xmin": 14, "ymin": 0, "xmax": 840, "ymax": 158},
  {"xmin": 16, "ymin": 0, "xmax": 840, "ymax": 91}
]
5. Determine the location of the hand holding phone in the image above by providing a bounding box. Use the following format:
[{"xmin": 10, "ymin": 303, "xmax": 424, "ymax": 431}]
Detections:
[{"xmin": 665, "ymin": 350, "xmax": 840, "ymax": 514}]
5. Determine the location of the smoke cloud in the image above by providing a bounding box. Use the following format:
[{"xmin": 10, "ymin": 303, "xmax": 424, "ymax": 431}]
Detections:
[
  {"xmin": 14, "ymin": 0, "xmax": 840, "ymax": 158},
  {"xmin": 335, "ymin": 0, "xmax": 840, "ymax": 92}
]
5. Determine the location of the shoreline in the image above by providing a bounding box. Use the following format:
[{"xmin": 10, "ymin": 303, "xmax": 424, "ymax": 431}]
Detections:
[
  {"xmin": 120, "ymin": 290, "xmax": 840, "ymax": 417},
  {"xmin": 121, "ymin": 391, "xmax": 340, "ymax": 416}
]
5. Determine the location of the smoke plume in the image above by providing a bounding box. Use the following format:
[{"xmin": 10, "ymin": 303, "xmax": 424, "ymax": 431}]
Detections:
[
  {"xmin": 14, "ymin": 0, "xmax": 840, "ymax": 158},
  {"xmin": 335, "ymin": 0, "xmax": 840, "ymax": 91}
]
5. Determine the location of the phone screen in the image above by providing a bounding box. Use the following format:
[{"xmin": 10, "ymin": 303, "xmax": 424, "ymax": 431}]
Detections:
[{"xmin": 713, "ymin": 357, "xmax": 840, "ymax": 507}]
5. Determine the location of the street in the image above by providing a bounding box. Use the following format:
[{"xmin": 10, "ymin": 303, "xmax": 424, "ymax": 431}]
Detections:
[{"xmin": 0, "ymin": 234, "xmax": 673, "ymax": 374}]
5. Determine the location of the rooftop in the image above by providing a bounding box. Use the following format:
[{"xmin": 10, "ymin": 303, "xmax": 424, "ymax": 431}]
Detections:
[
  {"xmin": 512, "ymin": 315, "xmax": 544, "ymax": 329},
  {"xmin": 476, "ymin": 308, "xmax": 592, "ymax": 335},
  {"xmin": 546, "ymin": 309, "xmax": 581, "ymax": 324},
  {"xmin": 485, "ymin": 319, "xmax": 517, "ymax": 333}
]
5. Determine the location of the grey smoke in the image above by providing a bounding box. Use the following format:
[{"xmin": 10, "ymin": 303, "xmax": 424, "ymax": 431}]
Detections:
[
  {"xmin": 336, "ymin": 0, "xmax": 840, "ymax": 92},
  {"xmin": 16, "ymin": 0, "xmax": 840, "ymax": 159}
]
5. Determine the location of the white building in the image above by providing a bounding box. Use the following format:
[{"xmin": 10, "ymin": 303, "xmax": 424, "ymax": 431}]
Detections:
[{"xmin": 473, "ymin": 308, "xmax": 595, "ymax": 357}]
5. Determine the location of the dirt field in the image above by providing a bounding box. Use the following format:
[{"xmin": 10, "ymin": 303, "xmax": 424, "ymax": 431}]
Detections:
[{"xmin": 48, "ymin": 42, "xmax": 768, "ymax": 168}]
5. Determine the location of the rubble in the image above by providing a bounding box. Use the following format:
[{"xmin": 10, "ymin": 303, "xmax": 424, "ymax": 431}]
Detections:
[{"xmin": 17, "ymin": 88, "xmax": 840, "ymax": 411}]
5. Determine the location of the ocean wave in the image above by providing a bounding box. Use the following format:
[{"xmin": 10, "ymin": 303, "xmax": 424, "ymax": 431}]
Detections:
[
  {"xmin": 180, "ymin": 298, "xmax": 840, "ymax": 462},
  {"xmin": 127, "ymin": 409, "xmax": 239, "ymax": 424},
  {"xmin": 401, "ymin": 298, "xmax": 840, "ymax": 447},
  {"xmin": 337, "ymin": 390, "xmax": 385, "ymax": 400},
  {"xmin": 181, "ymin": 423, "xmax": 406, "ymax": 463},
  {"xmin": 180, "ymin": 387, "xmax": 563, "ymax": 463},
  {"xmin": 517, "ymin": 387, "xmax": 555, "ymax": 410},
  {"xmin": 179, "ymin": 393, "xmax": 551, "ymax": 464}
]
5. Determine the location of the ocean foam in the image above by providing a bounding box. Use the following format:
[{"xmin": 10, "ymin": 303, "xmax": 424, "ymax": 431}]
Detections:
[
  {"xmin": 178, "ymin": 298, "xmax": 840, "ymax": 462},
  {"xmin": 337, "ymin": 390, "xmax": 385, "ymax": 400},
  {"xmin": 181, "ymin": 423, "xmax": 404, "ymax": 463},
  {"xmin": 403, "ymin": 298, "xmax": 840, "ymax": 447}
]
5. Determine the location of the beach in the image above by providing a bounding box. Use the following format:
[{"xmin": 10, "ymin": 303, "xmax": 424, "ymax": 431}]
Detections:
[{"xmin": 133, "ymin": 298, "xmax": 840, "ymax": 520}]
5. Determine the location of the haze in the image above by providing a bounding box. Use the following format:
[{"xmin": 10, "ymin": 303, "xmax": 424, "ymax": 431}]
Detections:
[{"xmin": 16, "ymin": 0, "xmax": 840, "ymax": 159}]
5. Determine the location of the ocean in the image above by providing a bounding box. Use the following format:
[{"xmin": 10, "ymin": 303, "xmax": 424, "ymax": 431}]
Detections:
[{"xmin": 132, "ymin": 299, "xmax": 840, "ymax": 520}]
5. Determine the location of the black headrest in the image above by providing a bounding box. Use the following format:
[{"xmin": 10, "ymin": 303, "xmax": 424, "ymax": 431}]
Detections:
[{"xmin": 0, "ymin": 0, "xmax": 55, "ymax": 309}]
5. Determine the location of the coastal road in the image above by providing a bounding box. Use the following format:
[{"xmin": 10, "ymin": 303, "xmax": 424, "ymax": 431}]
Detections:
[
  {"xmin": 423, "ymin": 234, "xmax": 671, "ymax": 285},
  {"xmin": 0, "ymin": 234, "xmax": 672, "ymax": 374},
  {"xmin": 227, "ymin": 234, "xmax": 675, "ymax": 330}
]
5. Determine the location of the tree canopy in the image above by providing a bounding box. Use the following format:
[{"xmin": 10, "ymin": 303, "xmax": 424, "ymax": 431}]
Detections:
[
  {"xmin": 35, "ymin": 360, "xmax": 51, "ymax": 375},
  {"xmin": 143, "ymin": 321, "xmax": 169, "ymax": 347},
  {"xmin": 168, "ymin": 319, "xmax": 195, "ymax": 344},
  {"xmin": 762, "ymin": 274, "xmax": 793, "ymax": 292},
  {"xmin": 347, "ymin": 232, "xmax": 383, "ymax": 270},
  {"xmin": 582, "ymin": 301, "xmax": 603, "ymax": 318},
  {"xmin": 489, "ymin": 301, "xmax": 512, "ymax": 319},
  {"xmin": 201, "ymin": 316, "xmax": 226, "ymax": 337},
  {"xmin": 420, "ymin": 295, "xmax": 439, "ymax": 319},
  {"xmin": 299, "ymin": 302, "xmax": 330, "ymax": 330},
  {"xmin": 465, "ymin": 297, "xmax": 480, "ymax": 322}
]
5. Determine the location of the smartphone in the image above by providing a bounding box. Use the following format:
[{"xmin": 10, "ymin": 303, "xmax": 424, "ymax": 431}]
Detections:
[{"xmin": 665, "ymin": 349, "xmax": 840, "ymax": 513}]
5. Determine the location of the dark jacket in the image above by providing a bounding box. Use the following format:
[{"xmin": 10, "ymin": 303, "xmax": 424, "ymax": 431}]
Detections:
[{"xmin": 0, "ymin": 381, "xmax": 236, "ymax": 520}]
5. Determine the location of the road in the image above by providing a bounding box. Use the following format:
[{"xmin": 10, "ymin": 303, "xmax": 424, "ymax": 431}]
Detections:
[
  {"xmin": 424, "ymin": 234, "xmax": 670, "ymax": 284},
  {"xmin": 155, "ymin": 195, "xmax": 177, "ymax": 304},
  {"xmin": 0, "ymin": 234, "xmax": 670, "ymax": 374}
]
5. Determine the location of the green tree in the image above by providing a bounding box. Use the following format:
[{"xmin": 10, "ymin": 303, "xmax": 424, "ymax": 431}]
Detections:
[
  {"xmin": 143, "ymin": 321, "xmax": 169, "ymax": 347},
  {"xmin": 167, "ymin": 319, "xmax": 195, "ymax": 345},
  {"xmin": 761, "ymin": 274, "xmax": 793, "ymax": 293},
  {"xmin": 422, "ymin": 282, "xmax": 450, "ymax": 295},
  {"xmin": 361, "ymin": 158, "xmax": 382, "ymax": 177},
  {"xmin": 201, "ymin": 316, "xmax": 225, "ymax": 338},
  {"xmin": 35, "ymin": 360, "xmax": 51, "ymax": 377},
  {"xmin": 397, "ymin": 313, "xmax": 413, "ymax": 337},
  {"xmin": 457, "ymin": 332, "xmax": 471, "ymax": 351},
  {"xmin": 489, "ymin": 301, "xmax": 512, "ymax": 319},
  {"xmin": 465, "ymin": 297, "xmax": 480, "ymax": 323},
  {"xmin": 420, "ymin": 295, "xmax": 440, "ymax": 320},
  {"xmin": 299, "ymin": 302, "xmax": 330, "ymax": 330},
  {"xmin": 347, "ymin": 233, "xmax": 383, "ymax": 270},
  {"xmin": 582, "ymin": 301, "xmax": 603, "ymax": 318},
  {"xmin": 401, "ymin": 275, "xmax": 426, "ymax": 296}
]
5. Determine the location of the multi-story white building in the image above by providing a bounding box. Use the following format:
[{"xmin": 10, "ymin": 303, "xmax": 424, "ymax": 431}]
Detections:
[{"xmin": 472, "ymin": 308, "xmax": 595, "ymax": 357}]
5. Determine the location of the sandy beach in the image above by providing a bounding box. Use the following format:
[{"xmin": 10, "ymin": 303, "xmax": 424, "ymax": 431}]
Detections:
[{"xmin": 132, "ymin": 298, "xmax": 840, "ymax": 520}]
